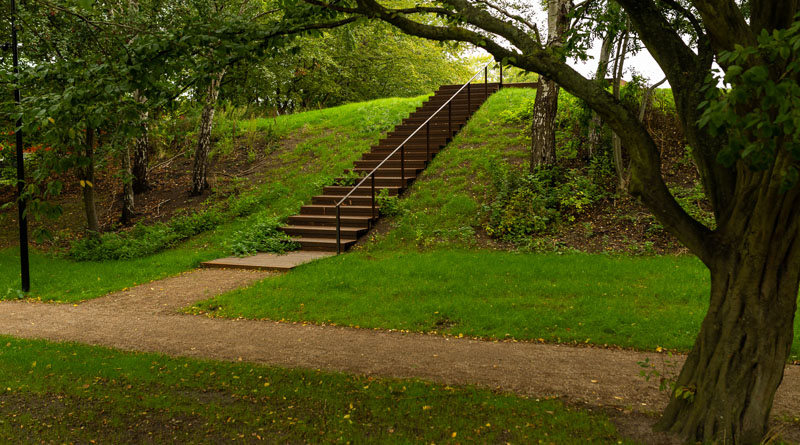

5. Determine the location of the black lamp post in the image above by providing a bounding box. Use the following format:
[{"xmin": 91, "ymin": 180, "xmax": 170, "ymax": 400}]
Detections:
[{"xmin": 11, "ymin": 0, "xmax": 30, "ymax": 292}]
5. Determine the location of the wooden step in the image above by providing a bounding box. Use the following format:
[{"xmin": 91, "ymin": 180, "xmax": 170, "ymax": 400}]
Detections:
[
  {"xmin": 322, "ymin": 184, "xmax": 403, "ymax": 195},
  {"xmin": 416, "ymin": 103, "xmax": 482, "ymax": 112},
  {"xmin": 361, "ymin": 152, "xmax": 433, "ymax": 161},
  {"xmin": 349, "ymin": 167, "xmax": 425, "ymax": 177},
  {"xmin": 288, "ymin": 214, "xmax": 374, "ymax": 227},
  {"xmin": 437, "ymin": 83, "xmax": 500, "ymax": 92},
  {"xmin": 353, "ymin": 160, "xmax": 427, "ymax": 169},
  {"xmin": 291, "ymin": 236, "xmax": 358, "ymax": 252},
  {"xmin": 300, "ymin": 204, "xmax": 378, "ymax": 216},
  {"xmin": 387, "ymin": 127, "xmax": 454, "ymax": 137},
  {"xmin": 371, "ymin": 145, "xmax": 443, "ymax": 154},
  {"xmin": 380, "ymin": 135, "xmax": 450, "ymax": 145},
  {"xmin": 280, "ymin": 225, "xmax": 369, "ymax": 239},
  {"xmin": 312, "ymin": 194, "xmax": 395, "ymax": 206},
  {"xmin": 424, "ymin": 95, "xmax": 493, "ymax": 106}
]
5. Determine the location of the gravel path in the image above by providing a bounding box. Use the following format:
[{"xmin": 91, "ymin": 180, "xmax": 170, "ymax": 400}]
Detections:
[{"xmin": 0, "ymin": 268, "xmax": 798, "ymax": 442}]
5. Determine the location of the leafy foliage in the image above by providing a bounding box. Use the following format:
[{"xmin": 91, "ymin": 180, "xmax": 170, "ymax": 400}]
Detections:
[
  {"xmin": 484, "ymin": 164, "xmax": 605, "ymax": 243},
  {"xmin": 69, "ymin": 210, "xmax": 224, "ymax": 261},
  {"xmin": 700, "ymin": 19, "xmax": 800, "ymax": 184},
  {"xmin": 228, "ymin": 214, "xmax": 299, "ymax": 257}
]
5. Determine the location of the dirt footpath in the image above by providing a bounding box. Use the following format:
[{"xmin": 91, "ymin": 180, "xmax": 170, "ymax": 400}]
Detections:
[{"xmin": 0, "ymin": 268, "xmax": 797, "ymax": 443}]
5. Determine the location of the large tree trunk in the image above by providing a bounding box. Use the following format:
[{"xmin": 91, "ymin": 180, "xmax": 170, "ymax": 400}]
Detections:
[
  {"xmin": 586, "ymin": 32, "xmax": 615, "ymax": 159},
  {"xmin": 80, "ymin": 128, "xmax": 100, "ymax": 233},
  {"xmin": 132, "ymin": 90, "xmax": 150, "ymax": 194},
  {"xmin": 655, "ymin": 166, "xmax": 800, "ymax": 443},
  {"xmin": 190, "ymin": 70, "xmax": 225, "ymax": 196},
  {"xmin": 656, "ymin": 237, "xmax": 799, "ymax": 442},
  {"xmin": 529, "ymin": 0, "xmax": 570, "ymax": 170}
]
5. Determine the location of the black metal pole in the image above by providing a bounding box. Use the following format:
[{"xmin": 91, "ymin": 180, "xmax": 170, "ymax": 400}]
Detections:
[
  {"xmin": 426, "ymin": 122, "xmax": 430, "ymax": 162},
  {"xmin": 499, "ymin": 64, "xmax": 503, "ymax": 88},
  {"xmin": 467, "ymin": 82, "xmax": 471, "ymax": 112},
  {"xmin": 484, "ymin": 66, "xmax": 488, "ymax": 97},
  {"xmin": 335, "ymin": 205, "xmax": 341, "ymax": 255},
  {"xmin": 448, "ymin": 102, "xmax": 452, "ymax": 136},
  {"xmin": 400, "ymin": 144, "xmax": 405, "ymax": 181},
  {"xmin": 371, "ymin": 173, "xmax": 375, "ymax": 219},
  {"xmin": 12, "ymin": 0, "xmax": 29, "ymax": 293}
]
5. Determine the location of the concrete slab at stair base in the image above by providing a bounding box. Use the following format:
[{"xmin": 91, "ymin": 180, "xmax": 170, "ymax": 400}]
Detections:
[{"xmin": 201, "ymin": 251, "xmax": 335, "ymax": 271}]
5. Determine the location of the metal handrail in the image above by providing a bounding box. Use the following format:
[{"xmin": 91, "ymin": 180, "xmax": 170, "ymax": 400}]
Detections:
[{"xmin": 334, "ymin": 62, "xmax": 503, "ymax": 253}]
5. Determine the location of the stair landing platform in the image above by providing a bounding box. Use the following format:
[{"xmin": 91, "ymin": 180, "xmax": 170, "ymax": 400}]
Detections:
[{"xmin": 201, "ymin": 251, "xmax": 335, "ymax": 272}]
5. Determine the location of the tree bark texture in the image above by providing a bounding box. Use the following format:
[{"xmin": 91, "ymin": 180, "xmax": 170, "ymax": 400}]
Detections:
[
  {"xmin": 191, "ymin": 70, "xmax": 225, "ymax": 197},
  {"xmin": 655, "ymin": 172, "xmax": 800, "ymax": 442},
  {"xmin": 121, "ymin": 145, "xmax": 136, "ymax": 225},
  {"xmin": 529, "ymin": 0, "xmax": 570, "ymax": 170},
  {"xmin": 80, "ymin": 128, "xmax": 100, "ymax": 233},
  {"xmin": 530, "ymin": 79, "xmax": 559, "ymax": 168}
]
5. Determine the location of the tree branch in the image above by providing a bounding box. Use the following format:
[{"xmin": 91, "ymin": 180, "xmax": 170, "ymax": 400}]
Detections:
[
  {"xmin": 690, "ymin": 0, "xmax": 755, "ymax": 51},
  {"xmin": 475, "ymin": 0, "xmax": 541, "ymax": 44},
  {"xmin": 617, "ymin": 0, "xmax": 736, "ymax": 221}
]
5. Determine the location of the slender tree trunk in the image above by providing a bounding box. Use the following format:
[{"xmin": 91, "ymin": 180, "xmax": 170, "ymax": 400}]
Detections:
[
  {"xmin": 132, "ymin": 91, "xmax": 150, "ymax": 194},
  {"xmin": 80, "ymin": 128, "xmax": 100, "ymax": 233},
  {"xmin": 191, "ymin": 70, "xmax": 225, "ymax": 196},
  {"xmin": 611, "ymin": 24, "xmax": 630, "ymax": 191},
  {"xmin": 655, "ymin": 187, "xmax": 800, "ymax": 442},
  {"xmin": 587, "ymin": 32, "xmax": 615, "ymax": 159},
  {"xmin": 121, "ymin": 145, "xmax": 135, "ymax": 225},
  {"xmin": 529, "ymin": 0, "xmax": 570, "ymax": 170},
  {"xmin": 530, "ymin": 80, "xmax": 560, "ymax": 168}
]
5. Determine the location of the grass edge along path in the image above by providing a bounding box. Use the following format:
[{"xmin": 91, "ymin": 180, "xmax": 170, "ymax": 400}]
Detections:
[
  {"xmin": 191, "ymin": 249, "xmax": 798, "ymax": 360},
  {"xmin": 0, "ymin": 335, "xmax": 630, "ymax": 443}
]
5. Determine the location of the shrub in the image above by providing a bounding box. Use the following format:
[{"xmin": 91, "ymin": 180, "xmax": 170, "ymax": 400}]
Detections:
[
  {"xmin": 69, "ymin": 208, "xmax": 226, "ymax": 261},
  {"xmin": 376, "ymin": 188, "xmax": 404, "ymax": 216},
  {"xmin": 229, "ymin": 215, "xmax": 299, "ymax": 257},
  {"xmin": 484, "ymin": 164, "xmax": 605, "ymax": 243}
]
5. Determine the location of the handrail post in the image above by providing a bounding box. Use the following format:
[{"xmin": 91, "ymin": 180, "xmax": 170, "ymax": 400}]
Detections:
[
  {"xmin": 371, "ymin": 173, "xmax": 376, "ymax": 219},
  {"xmin": 400, "ymin": 144, "xmax": 405, "ymax": 181},
  {"xmin": 448, "ymin": 102, "xmax": 452, "ymax": 136},
  {"xmin": 467, "ymin": 82, "xmax": 471, "ymax": 112},
  {"xmin": 499, "ymin": 64, "xmax": 503, "ymax": 88},
  {"xmin": 336, "ymin": 205, "xmax": 341, "ymax": 254},
  {"xmin": 426, "ymin": 121, "xmax": 430, "ymax": 162},
  {"xmin": 484, "ymin": 65, "xmax": 488, "ymax": 97}
]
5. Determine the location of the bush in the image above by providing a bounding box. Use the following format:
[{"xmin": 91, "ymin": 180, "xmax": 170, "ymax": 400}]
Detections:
[
  {"xmin": 484, "ymin": 164, "xmax": 605, "ymax": 243},
  {"xmin": 69, "ymin": 209, "xmax": 226, "ymax": 261},
  {"xmin": 376, "ymin": 188, "xmax": 404, "ymax": 217},
  {"xmin": 229, "ymin": 215, "xmax": 299, "ymax": 257}
]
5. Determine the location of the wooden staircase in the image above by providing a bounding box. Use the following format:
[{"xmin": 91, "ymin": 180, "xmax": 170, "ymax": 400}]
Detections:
[{"xmin": 280, "ymin": 82, "xmax": 502, "ymax": 252}]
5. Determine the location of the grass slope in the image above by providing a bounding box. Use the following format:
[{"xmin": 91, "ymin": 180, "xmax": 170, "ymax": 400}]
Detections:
[
  {"xmin": 190, "ymin": 90, "xmax": 800, "ymax": 359},
  {"xmin": 0, "ymin": 336, "xmax": 628, "ymax": 443},
  {"xmin": 0, "ymin": 96, "xmax": 426, "ymax": 302}
]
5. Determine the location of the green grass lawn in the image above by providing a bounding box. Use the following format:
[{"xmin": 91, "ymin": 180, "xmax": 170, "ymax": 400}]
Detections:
[
  {"xmin": 0, "ymin": 335, "xmax": 629, "ymax": 443},
  {"xmin": 190, "ymin": 249, "xmax": 798, "ymax": 361}
]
